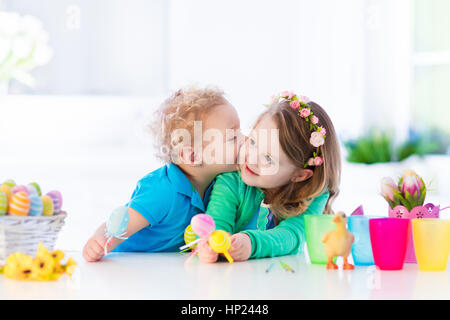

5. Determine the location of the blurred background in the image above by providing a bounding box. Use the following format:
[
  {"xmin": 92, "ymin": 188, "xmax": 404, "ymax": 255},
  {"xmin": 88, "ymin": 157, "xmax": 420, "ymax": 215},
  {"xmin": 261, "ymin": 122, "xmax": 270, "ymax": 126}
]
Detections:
[{"xmin": 0, "ymin": 0, "xmax": 449, "ymax": 250}]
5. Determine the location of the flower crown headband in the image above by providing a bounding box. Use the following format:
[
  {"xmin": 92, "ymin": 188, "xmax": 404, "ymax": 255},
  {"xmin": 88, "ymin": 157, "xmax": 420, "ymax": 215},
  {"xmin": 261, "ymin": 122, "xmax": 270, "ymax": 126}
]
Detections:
[{"xmin": 266, "ymin": 91, "xmax": 326, "ymax": 168}]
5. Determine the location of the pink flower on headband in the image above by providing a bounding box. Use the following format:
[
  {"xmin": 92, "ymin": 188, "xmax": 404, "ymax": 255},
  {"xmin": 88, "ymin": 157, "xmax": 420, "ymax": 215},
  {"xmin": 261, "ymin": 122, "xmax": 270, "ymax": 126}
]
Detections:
[
  {"xmin": 311, "ymin": 115, "xmax": 319, "ymax": 124},
  {"xmin": 290, "ymin": 100, "xmax": 300, "ymax": 110},
  {"xmin": 308, "ymin": 158, "xmax": 315, "ymax": 166},
  {"xmin": 281, "ymin": 91, "xmax": 295, "ymax": 99},
  {"xmin": 310, "ymin": 131, "xmax": 325, "ymax": 147},
  {"xmin": 297, "ymin": 95, "xmax": 311, "ymax": 104},
  {"xmin": 318, "ymin": 126, "xmax": 327, "ymax": 136},
  {"xmin": 280, "ymin": 91, "xmax": 289, "ymax": 98},
  {"xmin": 300, "ymin": 108, "xmax": 311, "ymax": 118},
  {"xmin": 314, "ymin": 157, "xmax": 323, "ymax": 166}
]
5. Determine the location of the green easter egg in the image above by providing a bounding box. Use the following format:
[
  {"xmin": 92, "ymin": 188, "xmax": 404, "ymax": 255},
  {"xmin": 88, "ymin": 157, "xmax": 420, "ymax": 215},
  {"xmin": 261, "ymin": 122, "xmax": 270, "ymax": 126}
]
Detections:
[
  {"xmin": 29, "ymin": 182, "xmax": 42, "ymax": 196},
  {"xmin": 2, "ymin": 179, "xmax": 16, "ymax": 189},
  {"xmin": 0, "ymin": 190, "xmax": 7, "ymax": 216}
]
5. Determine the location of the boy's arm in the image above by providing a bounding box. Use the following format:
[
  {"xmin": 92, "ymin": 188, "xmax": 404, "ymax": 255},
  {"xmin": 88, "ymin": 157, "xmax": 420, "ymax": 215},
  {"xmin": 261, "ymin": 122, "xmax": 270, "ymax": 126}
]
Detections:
[
  {"xmin": 83, "ymin": 207, "xmax": 149, "ymax": 262},
  {"xmin": 241, "ymin": 190, "xmax": 330, "ymax": 259}
]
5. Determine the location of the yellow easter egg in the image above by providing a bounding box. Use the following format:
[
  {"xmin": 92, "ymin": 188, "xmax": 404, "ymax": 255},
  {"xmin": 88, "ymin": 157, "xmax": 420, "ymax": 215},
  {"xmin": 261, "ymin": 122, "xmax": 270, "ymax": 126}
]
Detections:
[
  {"xmin": 0, "ymin": 184, "xmax": 12, "ymax": 202},
  {"xmin": 41, "ymin": 195, "xmax": 54, "ymax": 216},
  {"xmin": 184, "ymin": 224, "xmax": 198, "ymax": 248},
  {"xmin": 9, "ymin": 191, "xmax": 30, "ymax": 216},
  {"xmin": 209, "ymin": 230, "xmax": 233, "ymax": 263}
]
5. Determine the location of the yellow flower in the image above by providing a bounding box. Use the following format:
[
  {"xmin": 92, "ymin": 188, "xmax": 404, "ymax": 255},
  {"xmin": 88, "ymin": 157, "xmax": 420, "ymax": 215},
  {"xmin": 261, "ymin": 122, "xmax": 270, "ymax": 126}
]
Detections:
[
  {"xmin": 64, "ymin": 258, "xmax": 77, "ymax": 278},
  {"xmin": 37, "ymin": 242, "xmax": 51, "ymax": 256},
  {"xmin": 32, "ymin": 253, "xmax": 55, "ymax": 281},
  {"xmin": 50, "ymin": 249, "xmax": 65, "ymax": 263},
  {"xmin": 4, "ymin": 252, "xmax": 35, "ymax": 280},
  {"xmin": 50, "ymin": 249, "xmax": 65, "ymax": 275},
  {"xmin": 1, "ymin": 244, "xmax": 77, "ymax": 282}
]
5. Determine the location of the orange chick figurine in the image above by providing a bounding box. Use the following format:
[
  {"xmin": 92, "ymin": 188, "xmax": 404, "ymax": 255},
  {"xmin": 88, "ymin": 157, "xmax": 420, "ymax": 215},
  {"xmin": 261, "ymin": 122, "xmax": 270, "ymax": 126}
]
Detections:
[{"xmin": 321, "ymin": 212, "xmax": 355, "ymax": 270}]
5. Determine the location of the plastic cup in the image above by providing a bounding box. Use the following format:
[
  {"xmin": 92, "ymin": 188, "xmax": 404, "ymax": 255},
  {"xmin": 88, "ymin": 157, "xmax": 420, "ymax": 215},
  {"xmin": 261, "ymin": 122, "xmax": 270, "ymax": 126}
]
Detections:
[
  {"xmin": 412, "ymin": 219, "xmax": 450, "ymax": 271},
  {"xmin": 304, "ymin": 214, "xmax": 336, "ymax": 264},
  {"xmin": 348, "ymin": 216, "xmax": 380, "ymax": 266},
  {"xmin": 369, "ymin": 218, "xmax": 409, "ymax": 270}
]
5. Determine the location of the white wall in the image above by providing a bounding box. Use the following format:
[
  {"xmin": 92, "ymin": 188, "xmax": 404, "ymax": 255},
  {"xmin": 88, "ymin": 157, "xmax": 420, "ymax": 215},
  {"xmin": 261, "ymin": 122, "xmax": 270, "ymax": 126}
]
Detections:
[{"xmin": 167, "ymin": 0, "xmax": 366, "ymax": 136}]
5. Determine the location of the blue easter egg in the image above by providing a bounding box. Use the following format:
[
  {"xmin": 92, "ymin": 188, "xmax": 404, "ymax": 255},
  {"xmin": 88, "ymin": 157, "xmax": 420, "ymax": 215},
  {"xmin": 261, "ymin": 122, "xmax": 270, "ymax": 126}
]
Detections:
[
  {"xmin": 106, "ymin": 206, "xmax": 129, "ymax": 236},
  {"xmin": 28, "ymin": 194, "xmax": 43, "ymax": 216}
]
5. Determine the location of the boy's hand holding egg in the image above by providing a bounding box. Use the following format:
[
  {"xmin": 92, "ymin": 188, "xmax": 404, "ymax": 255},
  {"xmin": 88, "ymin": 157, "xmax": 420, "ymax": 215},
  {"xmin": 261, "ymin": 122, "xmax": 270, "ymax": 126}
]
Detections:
[
  {"xmin": 197, "ymin": 239, "xmax": 219, "ymax": 263},
  {"xmin": 82, "ymin": 231, "xmax": 109, "ymax": 262}
]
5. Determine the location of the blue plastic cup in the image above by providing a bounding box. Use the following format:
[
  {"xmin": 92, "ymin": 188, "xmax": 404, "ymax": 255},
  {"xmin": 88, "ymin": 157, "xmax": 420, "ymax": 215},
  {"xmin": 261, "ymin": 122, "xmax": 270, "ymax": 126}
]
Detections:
[{"xmin": 348, "ymin": 216, "xmax": 380, "ymax": 266}]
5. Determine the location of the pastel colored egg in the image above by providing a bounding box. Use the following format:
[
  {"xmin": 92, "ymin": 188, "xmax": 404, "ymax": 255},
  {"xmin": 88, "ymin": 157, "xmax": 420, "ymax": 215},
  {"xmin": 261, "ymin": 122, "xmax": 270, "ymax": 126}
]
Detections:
[
  {"xmin": 0, "ymin": 190, "xmax": 7, "ymax": 216},
  {"xmin": 28, "ymin": 182, "xmax": 41, "ymax": 196},
  {"xmin": 41, "ymin": 196, "xmax": 54, "ymax": 216},
  {"xmin": 26, "ymin": 185, "xmax": 38, "ymax": 197},
  {"xmin": 2, "ymin": 179, "xmax": 16, "ymax": 188},
  {"xmin": 46, "ymin": 190, "xmax": 62, "ymax": 214},
  {"xmin": 191, "ymin": 214, "xmax": 215, "ymax": 239},
  {"xmin": 12, "ymin": 185, "xmax": 28, "ymax": 195},
  {"xmin": 28, "ymin": 194, "xmax": 43, "ymax": 216},
  {"xmin": 9, "ymin": 191, "xmax": 30, "ymax": 216},
  {"xmin": 0, "ymin": 184, "xmax": 12, "ymax": 202},
  {"xmin": 106, "ymin": 206, "xmax": 129, "ymax": 236},
  {"xmin": 184, "ymin": 224, "xmax": 199, "ymax": 248}
]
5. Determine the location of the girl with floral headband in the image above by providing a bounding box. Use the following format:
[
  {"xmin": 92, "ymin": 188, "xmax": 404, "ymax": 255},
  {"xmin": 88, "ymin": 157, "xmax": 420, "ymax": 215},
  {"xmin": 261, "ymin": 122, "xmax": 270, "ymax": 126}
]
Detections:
[{"xmin": 197, "ymin": 91, "xmax": 341, "ymax": 262}]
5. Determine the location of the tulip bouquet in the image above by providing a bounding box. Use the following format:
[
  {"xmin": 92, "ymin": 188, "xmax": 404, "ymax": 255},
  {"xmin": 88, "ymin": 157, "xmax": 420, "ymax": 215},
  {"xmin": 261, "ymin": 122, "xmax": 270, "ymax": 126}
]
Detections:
[{"xmin": 381, "ymin": 170, "xmax": 426, "ymax": 211}]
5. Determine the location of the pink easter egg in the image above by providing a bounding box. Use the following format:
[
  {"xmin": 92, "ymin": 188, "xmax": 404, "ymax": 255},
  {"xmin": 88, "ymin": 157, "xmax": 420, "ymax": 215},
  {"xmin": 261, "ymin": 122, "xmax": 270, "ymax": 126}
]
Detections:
[
  {"xmin": 12, "ymin": 185, "xmax": 29, "ymax": 195},
  {"xmin": 191, "ymin": 214, "xmax": 215, "ymax": 239},
  {"xmin": 46, "ymin": 190, "xmax": 63, "ymax": 214}
]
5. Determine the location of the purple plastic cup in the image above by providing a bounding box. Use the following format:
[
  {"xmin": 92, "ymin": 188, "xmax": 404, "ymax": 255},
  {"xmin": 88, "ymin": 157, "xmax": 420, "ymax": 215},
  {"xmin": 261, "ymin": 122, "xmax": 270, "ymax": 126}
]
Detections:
[{"xmin": 369, "ymin": 218, "xmax": 410, "ymax": 270}]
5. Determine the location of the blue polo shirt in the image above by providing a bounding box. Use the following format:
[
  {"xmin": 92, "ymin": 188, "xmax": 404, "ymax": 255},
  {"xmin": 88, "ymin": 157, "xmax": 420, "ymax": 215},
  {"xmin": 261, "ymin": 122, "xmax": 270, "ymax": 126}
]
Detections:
[{"xmin": 113, "ymin": 163, "xmax": 215, "ymax": 252}]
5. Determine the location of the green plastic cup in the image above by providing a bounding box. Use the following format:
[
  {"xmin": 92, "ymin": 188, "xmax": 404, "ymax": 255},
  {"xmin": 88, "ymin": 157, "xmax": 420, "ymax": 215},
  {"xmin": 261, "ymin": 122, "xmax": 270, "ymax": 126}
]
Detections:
[{"xmin": 305, "ymin": 214, "xmax": 337, "ymax": 264}]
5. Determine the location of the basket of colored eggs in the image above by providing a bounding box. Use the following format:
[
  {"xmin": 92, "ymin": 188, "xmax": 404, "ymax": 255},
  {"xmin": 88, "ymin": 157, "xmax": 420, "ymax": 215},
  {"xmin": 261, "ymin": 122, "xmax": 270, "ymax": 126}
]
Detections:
[{"xmin": 0, "ymin": 179, "xmax": 66, "ymax": 264}]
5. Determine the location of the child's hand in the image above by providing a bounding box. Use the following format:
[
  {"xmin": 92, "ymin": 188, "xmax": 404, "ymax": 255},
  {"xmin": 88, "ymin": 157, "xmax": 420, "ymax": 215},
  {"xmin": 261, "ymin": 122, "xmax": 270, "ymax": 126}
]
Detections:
[
  {"xmin": 83, "ymin": 232, "xmax": 108, "ymax": 262},
  {"xmin": 229, "ymin": 233, "xmax": 252, "ymax": 261},
  {"xmin": 197, "ymin": 240, "xmax": 219, "ymax": 263}
]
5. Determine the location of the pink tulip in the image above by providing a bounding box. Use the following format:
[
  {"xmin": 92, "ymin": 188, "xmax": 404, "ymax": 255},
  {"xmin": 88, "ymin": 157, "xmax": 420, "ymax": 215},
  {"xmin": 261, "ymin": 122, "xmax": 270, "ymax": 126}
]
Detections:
[
  {"xmin": 401, "ymin": 170, "xmax": 420, "ymax": 198},
  {"xmin": 381, "ymin": 177, "xmax": 397, "ymax": 202}
]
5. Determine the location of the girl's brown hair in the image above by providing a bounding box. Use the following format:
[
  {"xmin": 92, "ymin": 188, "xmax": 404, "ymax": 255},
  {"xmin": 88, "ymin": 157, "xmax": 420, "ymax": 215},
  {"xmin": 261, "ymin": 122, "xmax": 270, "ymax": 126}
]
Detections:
[{"xmin": 257, "ymin": 100, "xmax": 341, "ymax": 218}]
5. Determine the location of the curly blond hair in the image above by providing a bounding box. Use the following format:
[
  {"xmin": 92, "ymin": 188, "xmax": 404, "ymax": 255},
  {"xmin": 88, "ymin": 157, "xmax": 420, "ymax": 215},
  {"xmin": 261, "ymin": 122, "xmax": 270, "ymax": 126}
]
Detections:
[{"xmin": 149, "ymin": 85, "xmax": 230, "ymax": 163}]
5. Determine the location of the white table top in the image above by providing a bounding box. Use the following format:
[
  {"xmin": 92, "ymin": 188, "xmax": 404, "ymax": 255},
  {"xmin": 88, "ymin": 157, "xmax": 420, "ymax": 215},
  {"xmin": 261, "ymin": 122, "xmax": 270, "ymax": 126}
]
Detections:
[{"xmin": 1, "ymin": 251, "xmax": 449, "ymax": 300}]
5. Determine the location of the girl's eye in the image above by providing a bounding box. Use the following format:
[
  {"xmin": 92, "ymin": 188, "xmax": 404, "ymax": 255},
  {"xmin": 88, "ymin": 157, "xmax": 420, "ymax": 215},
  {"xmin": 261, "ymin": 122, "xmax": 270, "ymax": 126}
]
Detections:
[{"xmin": 265, "ymin": 155, "xmax": 273, "ymax": 164}]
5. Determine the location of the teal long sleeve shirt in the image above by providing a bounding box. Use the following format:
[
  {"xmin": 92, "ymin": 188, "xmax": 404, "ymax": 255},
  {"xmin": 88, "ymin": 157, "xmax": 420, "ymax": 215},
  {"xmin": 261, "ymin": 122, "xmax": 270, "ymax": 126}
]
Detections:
[{"xmin": 205, "ymin": 171, "xmax": 330, "ymax": 259}]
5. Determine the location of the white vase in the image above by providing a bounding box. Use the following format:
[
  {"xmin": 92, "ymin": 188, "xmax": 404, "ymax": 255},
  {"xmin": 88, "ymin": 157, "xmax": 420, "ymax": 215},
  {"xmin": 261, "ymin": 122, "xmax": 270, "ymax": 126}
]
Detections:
[{"xmin": 0, "ymin": 81, "xmax": 9, "ymax": 95}]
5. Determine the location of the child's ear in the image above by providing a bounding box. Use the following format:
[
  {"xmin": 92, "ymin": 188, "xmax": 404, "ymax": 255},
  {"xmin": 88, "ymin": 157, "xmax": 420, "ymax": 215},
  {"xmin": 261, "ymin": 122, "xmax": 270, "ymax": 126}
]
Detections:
[{"xmin": 291, "ymin": 169, "xmax": 313, "ymax": 183}]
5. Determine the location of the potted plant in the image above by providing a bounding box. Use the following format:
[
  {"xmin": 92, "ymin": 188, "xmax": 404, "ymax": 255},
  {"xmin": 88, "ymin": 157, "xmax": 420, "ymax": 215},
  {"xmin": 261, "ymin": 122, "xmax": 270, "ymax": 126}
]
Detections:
[{"xmin": 380, "ymin": 170, "xmax": 448, "ymax": 263}]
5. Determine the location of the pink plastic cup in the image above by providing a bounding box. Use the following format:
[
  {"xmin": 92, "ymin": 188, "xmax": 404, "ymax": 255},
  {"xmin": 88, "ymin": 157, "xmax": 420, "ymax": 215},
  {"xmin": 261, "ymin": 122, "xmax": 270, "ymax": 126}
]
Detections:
[{"xmin": 369, "ymin": 218, "xmax": 410, "ymax": 270}]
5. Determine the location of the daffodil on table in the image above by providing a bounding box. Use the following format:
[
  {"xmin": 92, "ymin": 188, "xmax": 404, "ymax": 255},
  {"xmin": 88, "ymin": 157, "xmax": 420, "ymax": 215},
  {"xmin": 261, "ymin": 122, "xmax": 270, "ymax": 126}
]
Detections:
[{"xmin": 0, "ymin": 242, "xmax": 77, "ymax": 281}]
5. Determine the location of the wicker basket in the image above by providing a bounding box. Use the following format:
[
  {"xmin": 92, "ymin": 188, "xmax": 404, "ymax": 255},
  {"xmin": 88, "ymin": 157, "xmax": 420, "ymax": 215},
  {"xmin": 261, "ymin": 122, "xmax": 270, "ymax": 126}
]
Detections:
[{"xmin": 0, "ymin": 212, "xmax": 67, "ymax": 264}]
